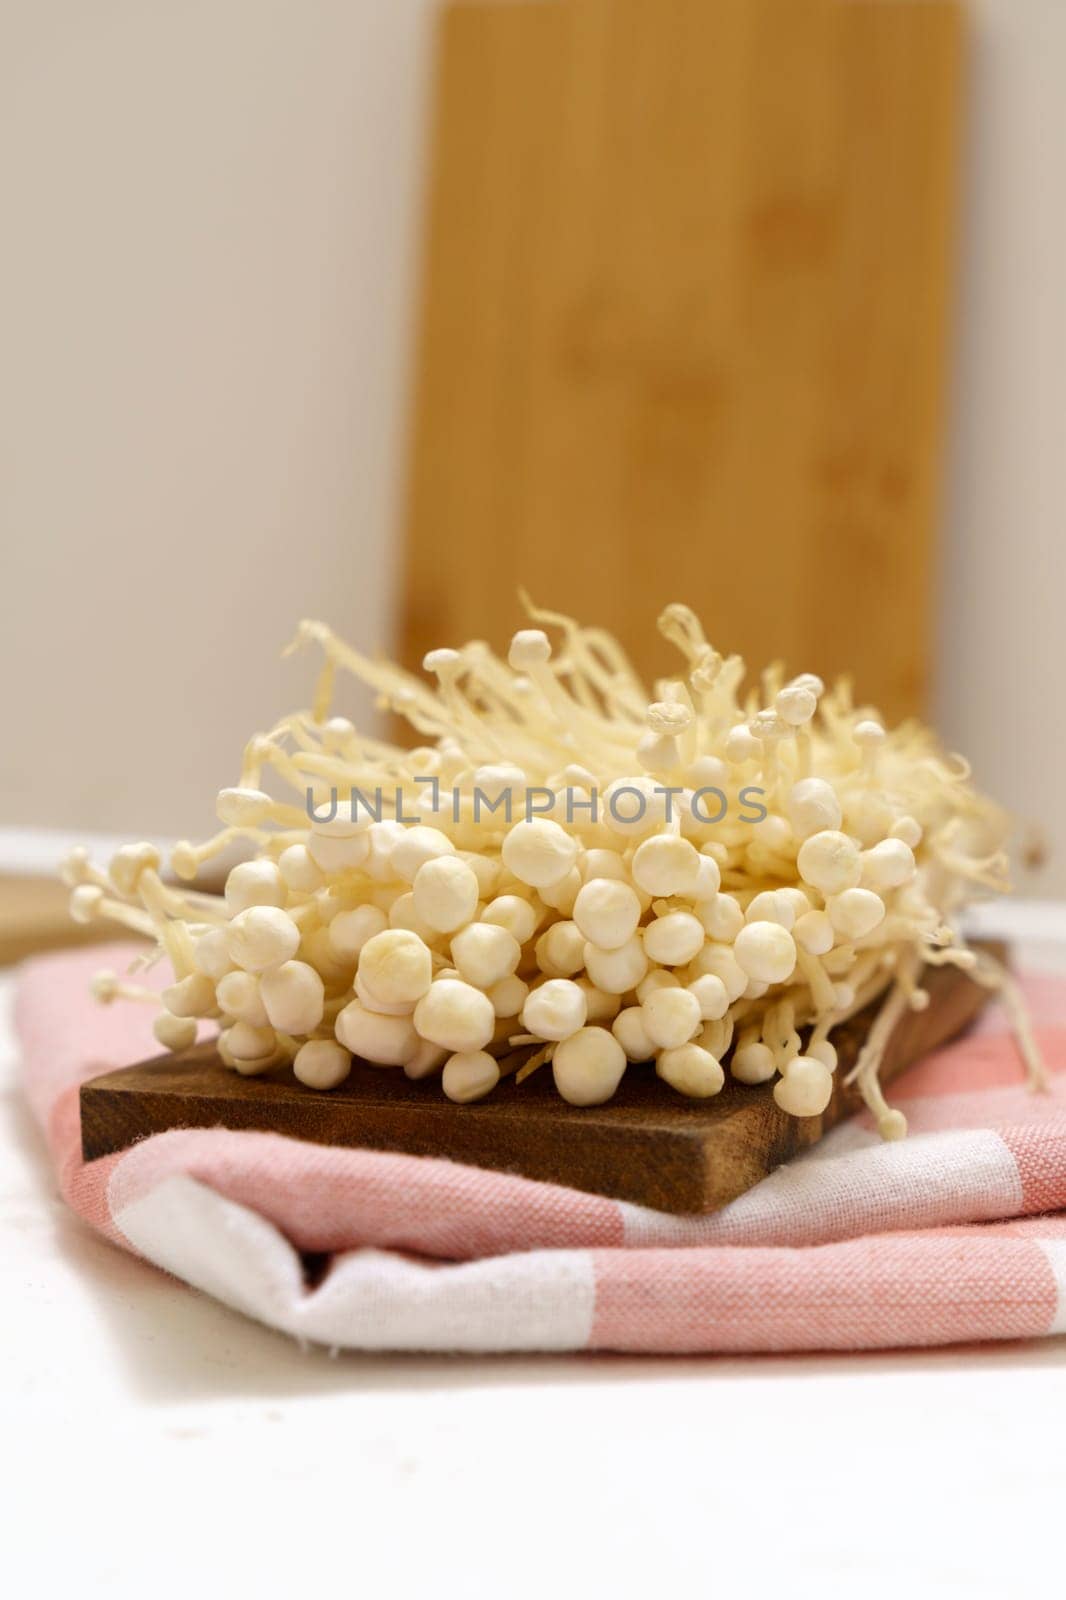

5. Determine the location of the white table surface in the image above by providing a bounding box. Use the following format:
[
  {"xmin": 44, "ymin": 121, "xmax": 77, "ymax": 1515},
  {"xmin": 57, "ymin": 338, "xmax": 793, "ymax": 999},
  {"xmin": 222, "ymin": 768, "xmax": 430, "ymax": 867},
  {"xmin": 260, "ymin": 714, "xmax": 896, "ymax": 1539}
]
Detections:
[{"xmin": 5, "ymin": 896, "xmax": 1066, "ymax": 1598}]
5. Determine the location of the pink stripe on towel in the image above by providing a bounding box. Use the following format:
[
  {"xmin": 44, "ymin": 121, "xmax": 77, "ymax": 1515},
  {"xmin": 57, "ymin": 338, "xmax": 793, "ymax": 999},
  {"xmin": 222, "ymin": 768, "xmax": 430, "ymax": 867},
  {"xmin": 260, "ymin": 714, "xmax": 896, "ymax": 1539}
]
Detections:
[{"xmin": 15, "ymin": 942, "xmax": 1066, "ymax": 1354}]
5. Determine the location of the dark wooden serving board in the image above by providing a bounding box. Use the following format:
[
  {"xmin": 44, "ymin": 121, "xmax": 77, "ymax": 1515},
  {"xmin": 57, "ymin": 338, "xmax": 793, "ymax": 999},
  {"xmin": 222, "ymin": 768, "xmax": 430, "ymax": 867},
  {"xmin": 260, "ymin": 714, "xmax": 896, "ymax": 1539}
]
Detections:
[{"xmin": 79, "ymin": 947, "xmax": 1000, "ymax": 1214}]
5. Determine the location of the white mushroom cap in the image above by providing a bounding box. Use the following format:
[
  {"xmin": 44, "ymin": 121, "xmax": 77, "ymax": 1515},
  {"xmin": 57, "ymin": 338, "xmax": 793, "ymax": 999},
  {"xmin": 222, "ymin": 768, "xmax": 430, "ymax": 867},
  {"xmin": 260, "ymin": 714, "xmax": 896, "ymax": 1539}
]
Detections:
[
  {"xmin": 685, "ymin": 755, "xmax": 729, "ymax": 789},
  {"xmin": 109, "ymin": 842, "xmax": 160, "ymax": 897},
  {"xmin": 162, "ymin": 972, "xmax": 216, "ymax": 1019},
  {"xmin": 403, "ymin": 1038, "xmax": 448, "ymax": 1081},
  {"xmin": 583, "ymin": 934, "xmax": 649, "ymax": 995},
  {"xmin": 363, "ymin": 821, "xmax": 411, "ymax": 883},
  {"xmin": 442, "ymin": 1050, "xmax": 500, "ymax": 1103},
  {"xmin": 552, "ymin": 1027, "xmax": 627, "ymax": 1106},
  {"xmin": 687, "ymin": 973, "xmax": 729, "ymax": 1020},
  {"xmin": 773, "ymin": 1055, "xmax": 834, "ymax": 1117},
  {"xmin": 450, "ymin": 921, "xmax": 521, "ymax": 988},
  {"xmin": 807, "ymin": 1038, "xmax": 838, "ymax": 1071},
  {"xmin": 793, "ymin": 908, "xmax": 835, "ymax": 956},
  {"xmin": 786, "ymin": 778, "xmax": 842, "ymax": 840},
  {"xmin": 733, "ymin": 921, "xmax": 797, "ymax": 985},
  {"xmin": 487, "ymin": 974, "xmax": 529, "ymax": 1019},
  {"xmin": 260, "ymin": 960, "xmax": 325, "ymax": 1035},
  {"xmin": 612, "ymin": 1005, "xmax": 656, "ymax": 1061},
  {"xmin": 294, "ymin": 1039, "xmax": 352, "ymax": 1090},
  {"xmin": 641, "ymin": 986, "xmax": 702, "ymax": 1049},
  {"xmin": 642, "ymin": 911, "xmax": 704, "ymax": 967},
  {"xmin": 827, "ymin": 887, "xmax": 886, "ymax": 940},
  {"xmin": 391, "ymin": 825, "xmax": 456, "ymax": 884},
  {"xmin": 890, "ymin": 815, "xmax": 923, "ymax": 848},
  {"xmin": 631, "ymin": 834, "xmax": 702, "ymax": 897},
  {"xmin": 861, "ymin": 838, "xmax": 917, "ymax": 890},
  {"xmin": 774, "ymin": 685, "xmax": 817, "ymax": 726},
  {"xmin": 879, "ymin": 1109, "xmax": 909, "ymax": 1141},
  {"xmin": 572, "ymin": 878, "xmax": 642, "ymax": 950},
  {"xmin": 723, "ymin": 724, "xmax": 760, "ymax": 763},
  {"xmin": 226, "ymin": 906, "xmax": 300, "ymax": 973},
  {"xmin": 797, "ymin": 830, "xmax": 862, "ymax": 895},
  {"xmin": 424, "ymin": 647, "xmax": 466, "ymax": 679},
  {"xmin": 688, "ymin": 942, "xmax": 748, "ymax": 1002},
  {"xmin": 225, "ymin": 859, "xmax": 285, "ymax": 914},
  {"xmin": 413, "ymin": 978, "xmax": 495, "ymax": 1053},
  {"xmin": 412, "ymin": 855, "xmax": 480, "ymax": 933},
  {"xmin": 306, "ymin": 822, "xmax": 371, "ymax": 874},
  {"xmin": 216, "ymin": 787, "xmax": 275, "ymax": 827},
  {"xmin": 481, "ymin": 894, "xmax": 539, "ymax": 945},
  {"xmin": 154, "ymin": 1012, "xmax": 197, "ymax": 1051},
  {"xmin": 193, "ymin": 926, "xmax": 233, "ymax": 980},
  {"xmin": 692, "ymin": 853, "xmax": 722, "ymax": 899},
  {"xmin": 521, "ymin": 978, "xmax": 588, "ymax": 1041},
  {"xmin": 697, "ymin": 893, "xmax": 744, "ymax": 942},
  {"xmin": 224, "ymin": 1020, "xmax": 277, "ymax": 1063},
  {"xmin": 601, "ymin": 777, "xmax": 667, "ymax": 839},
  {"xmin": 656, "ymin": 1043, "xmax": 725, "ymax": 1097},
  {"xmin": 217, "ymin": 970, "xmax": 268, "ymax": 1025},
  {"xmin": 69, "ymin": 884, "xmax": 104, "ymax": 923},
  {"xmin": 459, "ymin": 849, "xmax": 500, "ymax": 899},
  {"xmin": 636, "ymin": 968, "xmax": 679, "ymax": 1001},
  {"xmin": 472, "ymin": 763, "xmax": 527, "ymax": 805},
  {"xmin": 744, "ymin": 889, "xmax": 797, "ymax": 930},
  {"xmin": 357, "ymin": 928, "xmax": 433, "ymax": 1008},
  {"xmin": 538, "ymin": 865, "xmax": 581, "ymax": 915},
  {"xmin": 328, "ymin": 904, "xmax": 389, "ymax": 962},
  {"xmin": 731, "ymin": 1041, "xmax": 777, "ymax": 1084},
  {"xmin": 580, "ymin": 848, "xmax": 628, "ymax": 884},
  {"xmin": 501, "ymin": 818, "xmax": 579, "ymax": 888},
  {"xmin": 387, "ymin": 892, "xmax": 440, "ymax": 945},
  {"xmin": 277, "ymin": 844, "xmax": 324, "ymax": 893},
  {"xmin": 508, "ymin": 628, "xmax": 552, "ymax": 669},
  {"xmin": 335, "ymin": 999, "xmax": 419, "ymax": 1065},
  {"xmin": 535, "ymin": 920, "xmax": 587, "ymax": 978}
]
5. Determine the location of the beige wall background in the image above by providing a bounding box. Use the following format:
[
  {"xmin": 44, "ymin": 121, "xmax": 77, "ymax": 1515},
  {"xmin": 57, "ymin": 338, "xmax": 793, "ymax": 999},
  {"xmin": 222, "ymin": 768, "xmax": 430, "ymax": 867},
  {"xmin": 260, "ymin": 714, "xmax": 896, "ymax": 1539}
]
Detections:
[
  {"xmin": 935, "ymin": 0, "xmax": 1066, "ymax": 898},
  {"xmin": 2, "ymin": 0, "xmax": 1064, "ymax": 894},
  {"xmin": 0, "ymin": 0, "xmax": 437, "ymax": 845}
]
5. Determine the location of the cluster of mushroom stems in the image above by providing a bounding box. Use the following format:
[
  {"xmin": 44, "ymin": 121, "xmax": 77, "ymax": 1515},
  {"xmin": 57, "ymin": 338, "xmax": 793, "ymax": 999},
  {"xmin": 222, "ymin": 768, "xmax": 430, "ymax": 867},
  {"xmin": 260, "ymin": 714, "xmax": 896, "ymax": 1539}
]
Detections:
[{"xmin": 67, "ymin": 602, "xmax": 1043, "ymax": 1137}]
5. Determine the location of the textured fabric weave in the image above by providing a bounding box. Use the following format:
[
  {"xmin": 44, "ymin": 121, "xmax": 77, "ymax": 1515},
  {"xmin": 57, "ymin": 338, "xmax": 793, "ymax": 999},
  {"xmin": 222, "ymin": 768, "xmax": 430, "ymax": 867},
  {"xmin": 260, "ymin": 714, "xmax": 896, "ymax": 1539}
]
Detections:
[{"xmin": 16, "ymin": 942, "xmax": 1066, "ymax": 1353}]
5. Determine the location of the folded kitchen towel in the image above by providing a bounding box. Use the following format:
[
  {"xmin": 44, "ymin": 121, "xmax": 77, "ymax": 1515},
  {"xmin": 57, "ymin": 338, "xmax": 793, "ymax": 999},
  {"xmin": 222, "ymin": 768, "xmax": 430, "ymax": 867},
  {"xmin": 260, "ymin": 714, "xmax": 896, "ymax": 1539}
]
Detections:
[{"xmin": 16, "ymin": 942, "xmax": 1066, "ymax": 1354}]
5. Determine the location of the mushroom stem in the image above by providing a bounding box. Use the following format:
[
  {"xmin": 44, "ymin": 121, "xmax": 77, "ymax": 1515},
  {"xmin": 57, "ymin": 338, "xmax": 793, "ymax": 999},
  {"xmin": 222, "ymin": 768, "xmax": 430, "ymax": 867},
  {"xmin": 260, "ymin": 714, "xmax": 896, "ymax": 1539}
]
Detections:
[{"xmin": 971, "ymin": 951, "xmax": 1049, "ymax": 1092}]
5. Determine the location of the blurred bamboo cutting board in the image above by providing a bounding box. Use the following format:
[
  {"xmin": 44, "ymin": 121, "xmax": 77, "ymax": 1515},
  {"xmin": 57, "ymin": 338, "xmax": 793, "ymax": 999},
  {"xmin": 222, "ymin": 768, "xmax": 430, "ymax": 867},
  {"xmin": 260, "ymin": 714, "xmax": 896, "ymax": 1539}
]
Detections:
[{"xmin": 399, "ymin": 0, "xmax": 963, "ymax": 723}]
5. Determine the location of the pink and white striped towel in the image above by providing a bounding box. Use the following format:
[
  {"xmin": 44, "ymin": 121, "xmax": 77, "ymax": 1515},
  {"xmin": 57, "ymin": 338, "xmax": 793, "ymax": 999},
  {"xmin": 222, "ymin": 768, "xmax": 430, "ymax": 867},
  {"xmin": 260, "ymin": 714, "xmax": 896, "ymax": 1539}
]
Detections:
[{"xmin": 16, "ymin": 941, "xmax": 1066, "ymax": 1354}]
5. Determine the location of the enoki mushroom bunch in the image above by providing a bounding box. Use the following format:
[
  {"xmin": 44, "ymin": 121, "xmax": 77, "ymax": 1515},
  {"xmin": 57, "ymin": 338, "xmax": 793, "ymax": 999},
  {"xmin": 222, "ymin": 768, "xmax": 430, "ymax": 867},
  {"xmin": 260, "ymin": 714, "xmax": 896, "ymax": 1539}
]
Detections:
[{"xmin": 66, "ymin": 603, "xmax": 1044, "ymax": 1136}]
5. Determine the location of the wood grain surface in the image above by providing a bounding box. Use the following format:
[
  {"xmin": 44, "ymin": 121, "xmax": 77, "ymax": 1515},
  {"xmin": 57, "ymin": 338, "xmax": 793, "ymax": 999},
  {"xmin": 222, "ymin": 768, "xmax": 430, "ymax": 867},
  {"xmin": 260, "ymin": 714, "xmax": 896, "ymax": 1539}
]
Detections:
[
  {"xmin": 399, "ymin": 0, "xmax": 963, "ymax": 722},
  {"xmin": 81, "ymin": 951, "xmax": 997, "ymax": 1214}
]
